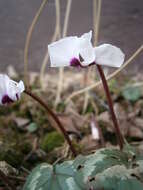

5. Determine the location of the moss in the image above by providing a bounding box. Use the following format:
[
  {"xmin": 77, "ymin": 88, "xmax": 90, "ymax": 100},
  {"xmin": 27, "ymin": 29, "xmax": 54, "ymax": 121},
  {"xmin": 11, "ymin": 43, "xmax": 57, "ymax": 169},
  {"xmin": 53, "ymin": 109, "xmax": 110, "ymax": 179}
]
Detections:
[
  {"xmin": 20, "ymin": 142, "xmax": 32, "ymax": 154},
  {"xmin": 108, "ymin": 79, "xmax": 120, "ymax": 94},
  {"xmin": 84, "ymin": 103, "xmax": 94, "ymax": 114},
  {"xmin": 0, "ymin": 149, "xmax": 23, "ymax": 168},
  {"xmin": 40, "ymin": 131, "xmax": 65, "ymax": 152},
  {"xmin": 72, "ymin": 140, "xmax": 83, "ymax": 154},
  {"xmin": 56, "ymin": 102, "xmax": 66, "ymax": 112}
]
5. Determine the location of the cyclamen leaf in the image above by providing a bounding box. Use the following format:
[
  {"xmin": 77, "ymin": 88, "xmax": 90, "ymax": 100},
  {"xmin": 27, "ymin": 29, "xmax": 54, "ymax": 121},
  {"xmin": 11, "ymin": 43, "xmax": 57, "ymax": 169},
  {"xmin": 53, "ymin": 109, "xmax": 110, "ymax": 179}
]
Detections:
[
  {"xmin": 117, "ymin": 178, "xmax": 143, "ymax": 190},
  {"xmin": 133, "ymin": 160, "xmax": 143, "ymax": 179},
  {"xmin": 23, "ymin": 148, "xmax": 143, "ymax": 190},
  {"xmin": 23, "ymin": 163, "xmax": 53, "ymax": 190},
  {"xmin": 23, "ymin": 161, "xmax": 78, "ymax": 190},
  {"xmin": 89, "ymin": 165, "xmax": 143, "ymax": 190},
  {"xmin": 73, "ymin": 148, "xmax": 129, "ymax": 189},
  {"xmin": 122, "ymin": 86, "xmax": 141, "ymax": 102}
]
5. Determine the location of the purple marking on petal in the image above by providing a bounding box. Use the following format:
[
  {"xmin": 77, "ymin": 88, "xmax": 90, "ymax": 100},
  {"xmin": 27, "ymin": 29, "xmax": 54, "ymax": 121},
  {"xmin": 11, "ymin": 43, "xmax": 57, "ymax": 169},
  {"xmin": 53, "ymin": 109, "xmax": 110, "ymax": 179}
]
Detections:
[
  {"xmin": 70, "ymin": 57, "xmax": 95, "ymax": 68},
  {"xmin": 2, "ymin": 95, "xmax": 14, "ymax": 104},
  {"xmin": 70, "ymin": 58, "xmax": 81, "ymax": 67}
]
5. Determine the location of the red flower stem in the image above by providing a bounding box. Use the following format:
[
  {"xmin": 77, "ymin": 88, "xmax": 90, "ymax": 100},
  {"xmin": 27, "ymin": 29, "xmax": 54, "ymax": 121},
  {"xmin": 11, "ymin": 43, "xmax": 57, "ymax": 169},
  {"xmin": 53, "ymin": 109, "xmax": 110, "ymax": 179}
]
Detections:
[
  {"xmin": 0, "ymin": 170, "xmax": 15, "ymax": 190},
  {"xmin": 24, "ymin": 89, "xmax": 77, "ymax": 157},
  {"xmin": 96, "ymin": 64, "xmax": 124, "ymax": 149}
]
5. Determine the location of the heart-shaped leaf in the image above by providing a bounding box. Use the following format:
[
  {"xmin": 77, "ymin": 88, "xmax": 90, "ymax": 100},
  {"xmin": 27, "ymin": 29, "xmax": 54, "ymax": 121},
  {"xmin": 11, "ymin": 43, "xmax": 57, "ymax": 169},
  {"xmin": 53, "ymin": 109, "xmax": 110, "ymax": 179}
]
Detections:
[{"xmin": 23, "ymin": 148, "xmax": 143, "ymax": 190}]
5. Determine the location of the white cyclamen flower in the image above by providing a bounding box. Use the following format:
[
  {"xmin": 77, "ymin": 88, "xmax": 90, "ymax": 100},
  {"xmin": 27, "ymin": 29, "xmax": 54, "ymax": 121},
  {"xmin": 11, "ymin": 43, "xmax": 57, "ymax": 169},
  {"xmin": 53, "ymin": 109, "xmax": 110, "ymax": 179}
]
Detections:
[
  {"xmin": 48, "ymin": 31, "xmax": 125, "ymax": 68},
  {"xmin": 0, "ymin": 74, "xmax": 25, "ymax": 105}
]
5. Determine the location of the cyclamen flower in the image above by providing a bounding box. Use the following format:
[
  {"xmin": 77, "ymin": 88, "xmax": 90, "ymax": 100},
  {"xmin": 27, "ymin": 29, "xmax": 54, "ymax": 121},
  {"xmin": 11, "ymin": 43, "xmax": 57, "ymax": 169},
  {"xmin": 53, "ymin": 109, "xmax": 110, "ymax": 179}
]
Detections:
[
  {"xmin": 48, "ymin": 31, "xmax": 125, "ymax": 68},
  {"xmin": 0, "ymin": 74, "xmax": 25, "ymax": 105}
]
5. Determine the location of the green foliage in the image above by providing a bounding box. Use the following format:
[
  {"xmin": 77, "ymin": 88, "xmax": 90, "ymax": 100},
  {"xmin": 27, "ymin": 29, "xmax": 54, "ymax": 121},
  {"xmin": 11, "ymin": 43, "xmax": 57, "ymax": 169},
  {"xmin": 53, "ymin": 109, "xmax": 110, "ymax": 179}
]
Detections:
[
  {"xmin": 40, "ymin": 131, "xmax": 65, "ymax": 152},
  {"xmin": 23, "ymin": 148, "xmax": 143, "ymax": 190},
  {"xmin": 90, "ymin": 165, "xmax": 143, "ymax": 190},
  {"xmin": 85, "ymin": 102, "xmax": 95, "ymax": 114},
  {"xmin": 122, "ymin": 86, "xmax": 141, "ymax": 102},
  {"xmin": 56, "ymin": 102, "xmax": 66, "ymax": 112},
  {"xmin": 109, "ymin": 79, "xmax": 119, "ymax": 93},
  {"xmin": 23, "ymin": 161, "xmax": 77, "ymax": 190},
  {"xmin": 27, "ymin": 122, "xmax": 38, "ymax": 133}
]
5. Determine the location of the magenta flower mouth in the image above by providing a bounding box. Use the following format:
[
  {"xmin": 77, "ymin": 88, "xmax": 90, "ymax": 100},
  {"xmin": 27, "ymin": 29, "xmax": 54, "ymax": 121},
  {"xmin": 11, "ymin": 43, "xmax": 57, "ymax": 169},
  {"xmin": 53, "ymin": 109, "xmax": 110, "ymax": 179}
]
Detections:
[
  {"xmin": 70, "ymin": 58, "xmax": 81, "ymax": 67},
  {"xmin": 2, "ymin": 95, "xmax": 13, "ymax": 104},
  {"xmin": 70, "ymin": 57, "xmax": 95, "ymax": 68}
]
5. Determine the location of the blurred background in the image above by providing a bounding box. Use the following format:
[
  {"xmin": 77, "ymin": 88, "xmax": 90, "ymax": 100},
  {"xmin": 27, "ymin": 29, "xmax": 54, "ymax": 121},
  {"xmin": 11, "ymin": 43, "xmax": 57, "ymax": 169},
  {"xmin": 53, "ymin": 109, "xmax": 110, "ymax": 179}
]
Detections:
[
  {"xmin": 0, "ymin": 2, "xmax": 143, "ymax": 188},
  {"xmin": 0, "ymin": 0, "xmax": 142, "ymax": 73}
]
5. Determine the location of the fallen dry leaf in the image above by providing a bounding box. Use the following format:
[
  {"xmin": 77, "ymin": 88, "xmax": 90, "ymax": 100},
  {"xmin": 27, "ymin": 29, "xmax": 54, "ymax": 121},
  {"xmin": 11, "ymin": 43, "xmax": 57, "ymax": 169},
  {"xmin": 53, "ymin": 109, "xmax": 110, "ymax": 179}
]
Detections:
[{"xmin": 128, "ymin": 126, "xmax": 143, "ymax": 139}]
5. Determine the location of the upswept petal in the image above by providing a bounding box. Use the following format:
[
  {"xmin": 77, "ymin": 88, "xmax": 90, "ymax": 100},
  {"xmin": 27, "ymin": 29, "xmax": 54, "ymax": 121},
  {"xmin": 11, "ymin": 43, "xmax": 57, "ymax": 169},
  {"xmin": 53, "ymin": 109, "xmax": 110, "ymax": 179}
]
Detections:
[
  {"xmin": 78, "ymin": 31, "xmax": 95, "ymax": 66},
  {"xmin": 48, "ymin": 36, "xmax": 79, "ymax": 67},
  {"xmin": 94, "ymin": 44, "xmax": 125, "ymax": 67},
  {"xmin": 16, "ymin": 81, "xmax": 25, "ymax": 99},
  {"xmin": 18, "ymin": 81, "xmax": 25, "ymax": 93},
  {"xmin": 7, "ymin": 80, "xmax": 25, "ymax": 100}
]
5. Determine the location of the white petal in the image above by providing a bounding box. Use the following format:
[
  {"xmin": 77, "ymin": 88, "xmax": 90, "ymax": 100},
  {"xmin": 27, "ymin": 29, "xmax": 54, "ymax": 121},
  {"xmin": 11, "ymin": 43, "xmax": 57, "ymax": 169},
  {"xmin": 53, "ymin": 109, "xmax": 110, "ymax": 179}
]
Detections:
[
  {"xmin": 0, "ymin": 75, "xmax": 9, "ymax": 104},
  {"xmin": 0, "ymin": 74, "xmax": 25, "ymax": 104},
  {"xmin": 80, "ymin": 30, "xmax": 92, "ymax": 41},
  {"xmin": 78, "ymin": 31, "xmax": 95, "ymax": 66},
  {"xmin": 94, "ymin": 44, "xmax": 125, "ymax": 67},
  {"xmin": 48, "ymin": 36, "xmax": 79, "ymax": 67},
  {"xmin": 16, "ymin": 81, "xmax": 25, "ymax": 99},
  {"xmin": 18, "ymin": 81, "xmax": 25, "ymax": 93},
  {"xmin": 6, "ymin": 80, "xmax": 19, "ymax": 101}
]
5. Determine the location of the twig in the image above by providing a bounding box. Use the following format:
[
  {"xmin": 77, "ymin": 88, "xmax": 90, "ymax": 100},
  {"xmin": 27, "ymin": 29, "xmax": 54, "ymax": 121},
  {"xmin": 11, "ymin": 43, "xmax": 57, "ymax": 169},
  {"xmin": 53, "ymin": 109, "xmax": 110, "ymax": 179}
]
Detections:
[
  {"xmin": 40, "ymin": 0, "xmax": 61, "ymax": 88},
  {"xmin": 24, "ymin": 0, "xmax": 48, "ymax": 87},
  {"xmin": 82, "ymin": 0, "xmax": 102, "ymax": 113},
  {"xmin": 65, "ymin": 45, "xmax": 143, "ymax": 103},
  {"xmin": 0, "ymin": 170, "xmax": 15, "ymax": 190},
  {"xmin": 55, "ymin": 67, "xmax": 64, "ymax": 106},
  {"xmin": 8, "ymin": 176, "xmax": 26, "ymax": 182},
  {"xmin": 93, "ymin": 0, "xmax": 102, "ymax": 46},
  {"xmin": 93, "ymin": 0, "xmax": 97, "ymax": 44},
  {"xmin": 20, "ymin": 166, "xmax": 30, "ymax": 175},
  {"xmin": 24, "ymin": 88, "xmax": 77, "ymax": 157},
  {"xmin": 91, "ymin": 91, "xmax": 109, "ymax": 110},
  {"xmin": 96, "ymin": 65, "xmax": 124, "ymax": 149},
  {"xmin": 55, "ymin": 0, "xmax": 72, "ymax": 106},
  {"xmin": 62, "ymin": 0, "xmax": 72, "ymax": 38},
  {"xmin": 82, "ymin": 68, "xmax": 91, "ymax": 113}
]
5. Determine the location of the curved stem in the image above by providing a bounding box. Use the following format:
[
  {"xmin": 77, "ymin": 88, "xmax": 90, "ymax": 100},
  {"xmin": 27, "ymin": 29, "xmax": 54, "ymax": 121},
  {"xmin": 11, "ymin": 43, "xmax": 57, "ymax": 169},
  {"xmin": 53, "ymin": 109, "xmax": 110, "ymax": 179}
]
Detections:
[
  {"xmin": 24, "ymin": 89, "xmax": 77, "ymax": 157},
  {"xmin": 96, "ymin": 65, "xmax": 124, "ymax": 149}
]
